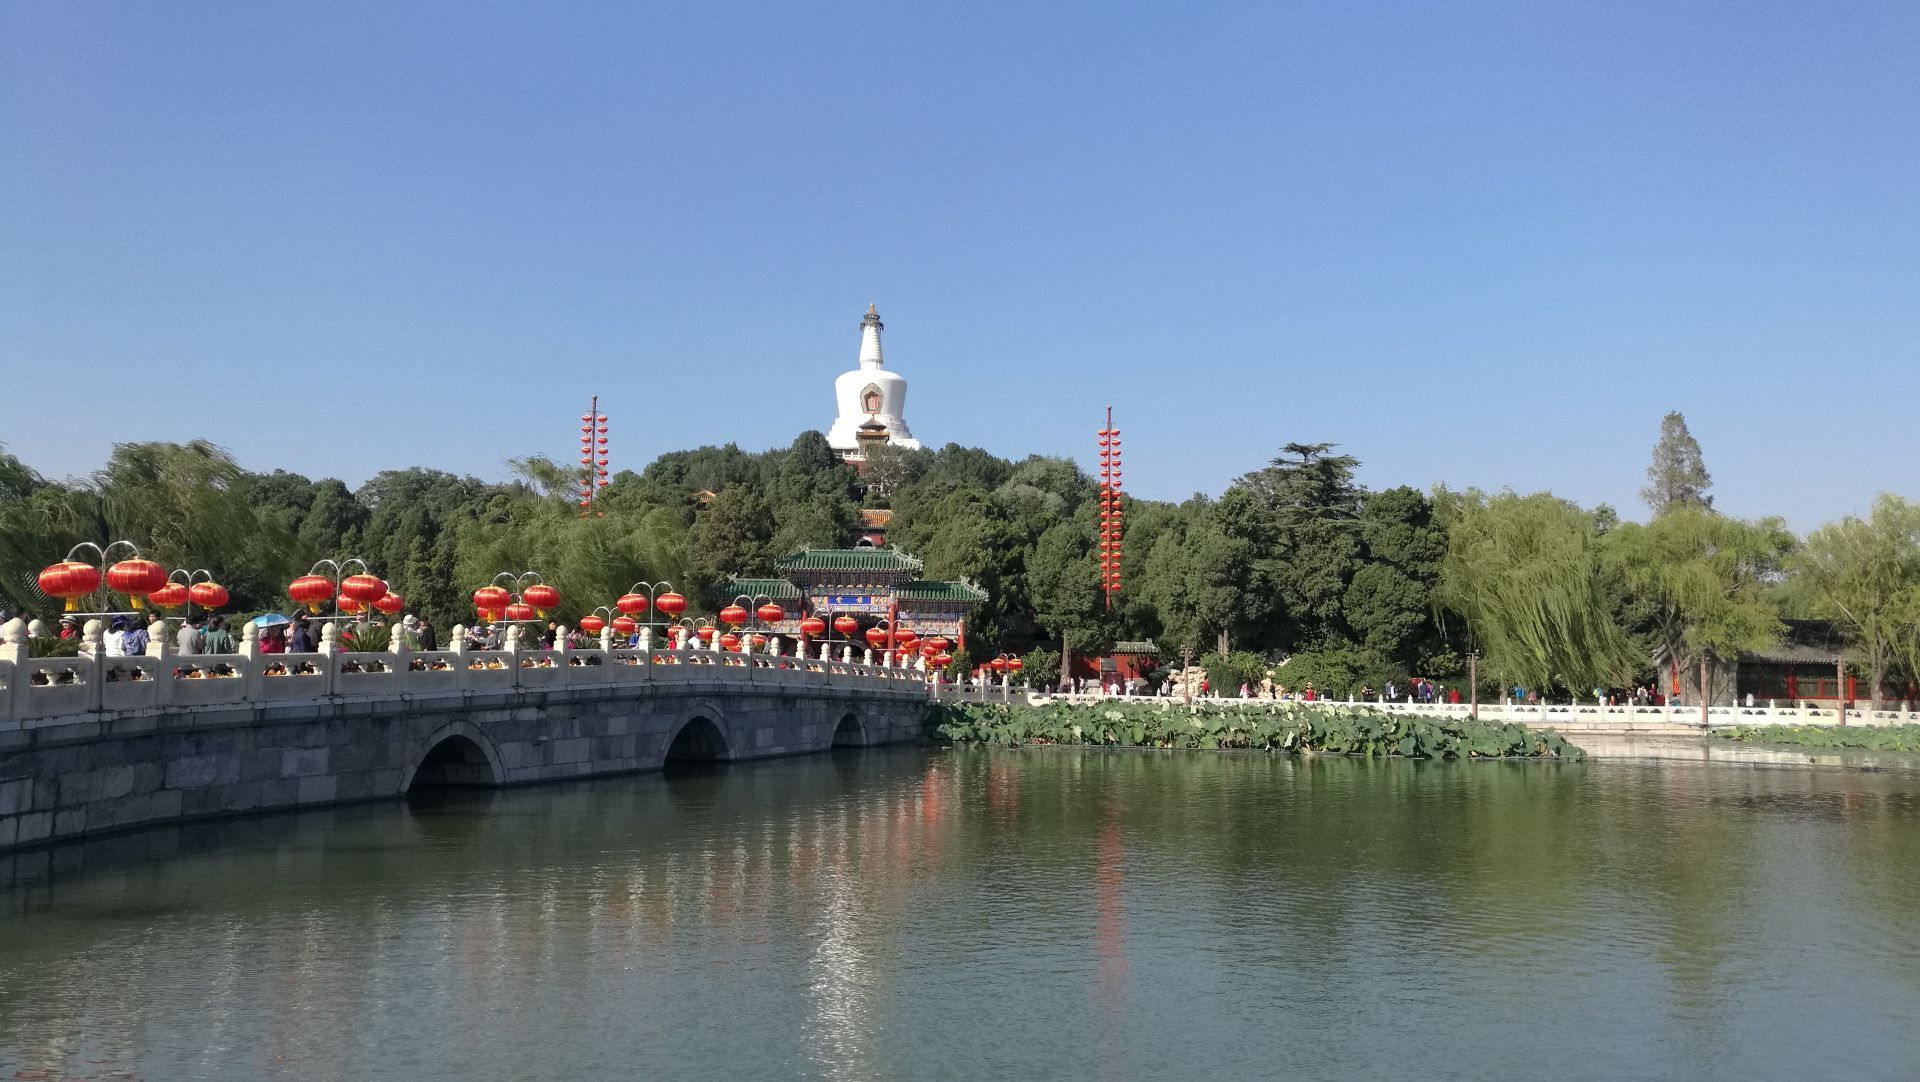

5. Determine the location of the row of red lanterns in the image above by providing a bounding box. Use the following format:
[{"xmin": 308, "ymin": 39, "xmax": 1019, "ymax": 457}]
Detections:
[
  {"xmin": 1098, "ymin": 412, "xmax": 1125, "ymax": 603},
  {"xmin": 37, "ymin": 557, "xmax": 190, "ymax": 612},
  {"xmin": 288, "ymin": 571, "xmax": 403, "ymax": 617},
  {"xmin": 579, "ymin": 405, "xmax": 609, "ymax": 516}
]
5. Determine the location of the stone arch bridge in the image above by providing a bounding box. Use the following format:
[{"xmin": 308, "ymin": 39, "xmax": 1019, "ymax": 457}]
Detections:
[{"xmin": 0, "ymin": 626, "xmax": 929, "ymax": 852}]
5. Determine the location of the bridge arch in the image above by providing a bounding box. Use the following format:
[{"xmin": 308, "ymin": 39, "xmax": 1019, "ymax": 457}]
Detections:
[
  {"xmin": 832, "ymin": 710, "xmax": 866, "ymax": 747},
  {"xmin": 402, "ymin": 721, "xmax": 505, "ymax": 793},
  {"xmin": 664, "ymin": 703, "xmax": 734, "ymax": 763}
]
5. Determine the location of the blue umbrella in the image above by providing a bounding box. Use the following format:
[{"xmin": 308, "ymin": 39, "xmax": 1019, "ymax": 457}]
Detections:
[{"xmin": 250, "ymin": 613, "xmax": 292, "ymax": 628}]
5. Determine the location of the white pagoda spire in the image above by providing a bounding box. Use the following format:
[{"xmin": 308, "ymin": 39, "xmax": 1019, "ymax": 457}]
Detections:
[
  {"xmin": 858, "ymin": 303, "xmax": 884, "ymax": 368},
  {"xmin": 828, "ymin": 302, "xmax": 921, "ymax": 455}
]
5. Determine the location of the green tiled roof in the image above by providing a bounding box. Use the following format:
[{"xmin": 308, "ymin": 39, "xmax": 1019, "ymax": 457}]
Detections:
[
  {"xmin": 774, "ymin": 548, "xmax": 924, "ymax": 574},
  {"xmin": 895, "ymin": 580, "xmax": 988, "ymax": 604},
  {"xmin": 1110, "ymin": 640, "xmax": 1159, "ymax": 655},
  {"xmin": 715, "ymin": 578, "xmax": 803, "ymax": 602}
]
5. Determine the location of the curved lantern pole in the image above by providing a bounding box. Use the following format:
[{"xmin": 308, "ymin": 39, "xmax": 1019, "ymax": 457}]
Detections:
[
  {"xmin": 164, "ymin": 568, "xmax": 216, "ymax": 626},
  {"xmin": 622, "ymin": 581, "xmax": 680, "ymax": 634},
  {"xmin": 722, "ymin": 593, "xmax": 780, "ymax": 655},
  {"xmin": 57, "ymin": 540, "xmax": 144, "ymax": 618},
  {"xmin": 671, "ymin": 615, "xmax": 713, "ymax": 651},
  {"xmin": 308, "ymin": 557, "xmax": 372, "ymax": 625}
]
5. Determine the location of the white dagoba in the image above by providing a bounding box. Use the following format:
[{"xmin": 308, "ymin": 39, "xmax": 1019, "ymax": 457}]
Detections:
[{"xmin": 827, "ymin": 304, "xmax": 922, "ymax": 456}]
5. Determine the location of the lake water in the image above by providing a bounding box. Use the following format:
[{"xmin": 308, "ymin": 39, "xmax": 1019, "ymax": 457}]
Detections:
[{"xmin": 3, "ymin": 746, "xmax": 1919, "ymax": 1080}]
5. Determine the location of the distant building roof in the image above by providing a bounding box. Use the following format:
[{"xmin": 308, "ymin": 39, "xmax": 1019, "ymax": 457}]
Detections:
[
  {"xmin": 774, "ymin": 548, "xmax": 924, "ymax": 574},
  {"xmin": 715, "ymin": 578, "xmax": 803, "ymax": 602},
  {"xmin": 1109, "ymin": 641, "xmax": 1158, "ymax": 655},
  {"xmin": 894, "ymin": 580, "xmax": 988, "ymax": 604},
  {"xmin": 1742, "ymin": 619, "xmax": 1849, "ymax": 664},
  {"xmin": 859, "ymin": 508, "xmax": 893, "ymax": 528}
]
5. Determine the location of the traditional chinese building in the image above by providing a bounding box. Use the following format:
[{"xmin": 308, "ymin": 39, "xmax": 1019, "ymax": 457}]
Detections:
[
  {"xmin": 1653, "ymin": 618, "xmax": 1918, "ymax": 705},
  {"xmin": 719, "ymin": 548, "xmax": 985, "ymax": 650}
]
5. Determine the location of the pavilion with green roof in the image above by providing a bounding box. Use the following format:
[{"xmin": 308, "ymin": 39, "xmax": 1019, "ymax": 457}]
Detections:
[{"xmin": 718, "ymin": 548, "xmax": 987, "ymax": 649}]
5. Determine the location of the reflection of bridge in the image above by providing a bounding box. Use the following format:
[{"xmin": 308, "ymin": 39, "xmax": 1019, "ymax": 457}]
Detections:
[{"xmin": 0, "ymin": 618, "xmax": 929, "ymax": 851}]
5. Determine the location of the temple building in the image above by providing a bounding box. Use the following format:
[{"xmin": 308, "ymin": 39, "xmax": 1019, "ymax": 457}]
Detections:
[
  {"xmin": 718, "ymin": 548, "xmax": 985, "ymax": 651},
  {"xmin": 827, "ymin": 304, "xmax": 922, "ymax": 461}
]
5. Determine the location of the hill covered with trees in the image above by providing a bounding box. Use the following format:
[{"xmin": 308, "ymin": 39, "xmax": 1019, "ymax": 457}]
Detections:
[{"xmin": 4, "ymin": 415, "xmax": 1918, "ymax": 704}]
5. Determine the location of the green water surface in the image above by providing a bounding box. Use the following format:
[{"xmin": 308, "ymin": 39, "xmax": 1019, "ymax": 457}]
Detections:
[{"xmin": 2, "ymin": 747, "xmax": 1918, "ymax": 1080}]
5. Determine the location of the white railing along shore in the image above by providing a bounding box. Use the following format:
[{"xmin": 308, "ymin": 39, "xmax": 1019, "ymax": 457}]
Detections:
[
  {"xmin": 992, "ymin": 691, "xmax": 1920, "ymax": 730},
  {"xmin": 0, "ymin": 618, "xmax": 932, "ymax": 726}
]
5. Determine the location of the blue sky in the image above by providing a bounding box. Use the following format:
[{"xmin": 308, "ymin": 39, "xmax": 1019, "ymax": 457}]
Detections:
[{"xmin": 3, "ymin": 2, "xmax": 1914, "ymax": 531}]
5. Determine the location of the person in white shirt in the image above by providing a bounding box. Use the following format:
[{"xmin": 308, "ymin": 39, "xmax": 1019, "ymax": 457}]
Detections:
[{"xmin": 103, "ymin": 617, "xmax": 128, "ymax": 657}]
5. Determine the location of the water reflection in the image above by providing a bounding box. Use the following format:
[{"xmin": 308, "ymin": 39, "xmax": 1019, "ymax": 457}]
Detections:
[{"xmin": 3, "ymin": 747, "xmax": 1920, "ymax": 1079}]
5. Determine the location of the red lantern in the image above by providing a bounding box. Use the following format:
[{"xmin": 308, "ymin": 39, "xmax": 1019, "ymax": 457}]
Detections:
[
  {"xmin": 37, "ymin": 561, "xmax": 101, "ymax": 611},
  {"xmin": 611, "ymin": 615, "xmax": 638, "ymax": 636},
  {"xmin": 1009, "ymin": 658, "xmax": 1024, "ymax": 673},
  {"xmin": 756, "ymin": 602, "xmax": 785, "ymax": 624},
  {"xmin": 655, "ymin": 592, "xmax": 687, "ymax": 617},
  {"xmin": 933, "ymin": 653, "xmax": 953, "ymax": 668},
  {"xmin": 148, "ymin": 582, "xmax": 190, "ymax": 610},
  {"xmin": 719, "ymin": 604, "xmax": 748, "ymax": 626},
  {"xmin": 616, "ymin": 593, "xmax": 649, "ymax": 615},
  {"xmin": 718, "ymin": 632, "xmax": 741, "ymax": 651},
  {"xmin": 522, "ymin": 584, "xmax": 560, "ymax": 612},
  {"xmin": 799, "ymin": 615, "xmax": 826, "ymax": 637},
  {"xmin": 865, "ymin": 626, "xmax": 889, "ymax": 648},
  {"xmin": 579, "ymin": 614, "xmax": 606, "ymax": 634},
  {"xmin": 337, "ymin": 595, "xmax": 365, "ymax": 616},
  {"xmin": 504, "ymin": 602, "xmax": 536, "ymax": 622},
  {"xmin": 340, "ymin": 574, "xmax": 387, "ymax": 605},
  {"xmin": 833, "ymin": 615, "xmax": 859, "ymax": 637},
  {"xmin": 474, "ymin": 585, "xmax": 511, "ymax": 614},
  {"xmin": 926, "ymin": 636, "xmax": 950, "ymax": 654},
  {"xmin": 290, "ymin": 574, "xmax": 334, "ymax": 612},
  {"xmin": 107, "ymin": 558, "xmax": 168, "ymax": 607},
  {"xmin": 749, "ymin": 633, "xmax": 767, "ymax": 649},
  {"xmin": 373, "ymin": 592, "xmax": 404, "ymax": 615},
  {"xmin": 697, "ymin": 625, "xmax": 717, "ymax": 642},
  {"xmin": 189, "ymin": 582, "xmax": 230, "ymax": 610}
]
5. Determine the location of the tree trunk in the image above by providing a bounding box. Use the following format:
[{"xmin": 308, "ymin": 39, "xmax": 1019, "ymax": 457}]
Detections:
[
  {"xmin": 1872, "ymin": 656, "xmax": 1886, "ymax": 711},
  {"xmin": 1215, "ymin": 626, "xmax": 1230, "ymax": 656}
]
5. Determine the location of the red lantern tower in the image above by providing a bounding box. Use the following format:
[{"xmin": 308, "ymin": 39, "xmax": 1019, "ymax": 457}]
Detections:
[
  {"xmin": 1097, "ymin": 406, "xmax": 1124, "ymax": 610},
  {"xmin": 579, "ymin": 396, "xmax": 609, "ymax": 518}
]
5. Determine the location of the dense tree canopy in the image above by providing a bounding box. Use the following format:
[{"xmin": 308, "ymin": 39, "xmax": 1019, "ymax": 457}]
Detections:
[{"xmin": 0, "ymin": 423, "xmax": 1911, "ymax": 701}]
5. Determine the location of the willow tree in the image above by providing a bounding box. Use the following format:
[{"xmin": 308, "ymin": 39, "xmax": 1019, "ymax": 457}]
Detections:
[
  {"xmin": 1605, "ymin": 506, "xmax": 1792, "ymax": 703},
  {"xmin": 1795, "ymin": 494, "xmax": 1920, "ymax": 708},
  {"xmin": 1436, "ymin": 491, "xmax": 1639, "ymax": 693}
]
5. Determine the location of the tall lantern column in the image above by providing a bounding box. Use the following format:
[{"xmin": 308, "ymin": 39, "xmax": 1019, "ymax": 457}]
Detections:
[
  {"xmin": 1097, "ymin": 406, "xmax": 1123, "ymax": 611},
  {"xmin": 579, "ymin": 396, "xmax": 609, "ymax": 518}
]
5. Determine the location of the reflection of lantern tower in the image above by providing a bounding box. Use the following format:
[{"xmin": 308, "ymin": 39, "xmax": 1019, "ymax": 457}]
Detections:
[
  {"xmin": 1097, "ymin": 407, "xmax": 1123, "ymax": 610},
  {"xmin": 828, "ymin": 304, "xmax": 922, "ymax": 461}
]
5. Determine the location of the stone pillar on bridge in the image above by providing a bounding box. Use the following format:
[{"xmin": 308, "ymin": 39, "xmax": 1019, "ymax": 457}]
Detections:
[
  {"xmin": 0, "ymin": 618, "xmax": 28, "ymax": 717},
  {"xmin": 239, "ymin": 620, "xmax": 263, "ymax": 699}
]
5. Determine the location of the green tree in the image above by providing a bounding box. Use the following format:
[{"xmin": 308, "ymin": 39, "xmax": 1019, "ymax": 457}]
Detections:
[
  {"xmin": 1436, "ymin": 490, "xmax": 1640, "ymax": 693},
  {"xmin": 1641, "ymin": 411, "xmax": 1713, "ymax": 515},
  {"xmin": 1795, "ymin": 495, "xmax": 1920, "ymax": 707},
  {"xmin": 1606, "ymin": 506, "xmax": 1792, "ymax": 703}
]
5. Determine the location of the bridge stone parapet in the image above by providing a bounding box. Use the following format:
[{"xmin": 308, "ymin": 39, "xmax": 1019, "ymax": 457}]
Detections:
[{"xmin": 0, "ymin": 620, "xmax": 929, "ymax": 852}]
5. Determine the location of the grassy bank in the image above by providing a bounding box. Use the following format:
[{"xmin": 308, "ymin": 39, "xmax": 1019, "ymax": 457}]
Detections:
[
  {"xmin": 927, "ymin": 700, "xmax": 1584, "ymax": 761},
  {"xmin": 1712, "ymin": 725, "xmax": 1920, "ymax": 753}
]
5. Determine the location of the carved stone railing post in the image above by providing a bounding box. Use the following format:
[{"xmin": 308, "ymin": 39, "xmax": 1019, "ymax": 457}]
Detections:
[
  {"xmin": 0, "ymin": 617, "xmax": 28, "ymax": 718},
  {"xmin": 319, "ymin": 621, "xmax": 340, "ymax": 697},
  {"xmin": 146, "ymin": 619, "xmax": 172, "ymax": 708},
  {"xmin": 239, "ymin": 620, "xmax": 263, "ymax": 699}
]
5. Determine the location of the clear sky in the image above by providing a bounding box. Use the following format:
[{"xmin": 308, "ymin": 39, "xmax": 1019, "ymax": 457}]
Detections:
[{"xmin": 3, "ymin": 2, "xmax": 1914, "ymax": 531}]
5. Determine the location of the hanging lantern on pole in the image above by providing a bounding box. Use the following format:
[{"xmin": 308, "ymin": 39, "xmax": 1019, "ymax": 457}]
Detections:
[
  {"xmin": 756, "ymin": 602, "xmax": 785, "ymax": 624},
  {"xmin": 37, "ymin": 561, "xmax": 101, "ymax": 612},
  {"xmin": 373, "ymin": 592, "xmax": 404, "ymax": 615},
  {"xmin": 340, "ymin": 574, "xmax": 388, "ymax": 606},
  {"xmin": 189, "ymin": 582, "xmax": 230, "ymax": 610},
  {"xmin": 290, "ymin": 574, "xmax": 334, "ymax": 613},
  {"xmin": 719, "ymin": 604, "xmax": 749, "ymax": 626},
  {"xmin": 107, "ymin": 558, "xmax": 168, "ymax": 609},
  {"xmin": 800, "ymin": 615, "xmax": 826, "ymax": 637},
  {"xmin": 522, "ymin": 583, "xmax": 560, "ymax": 615},
  {"xmin": 655, "ymin": 591, "xmax": 687, "ymax": 618},
  {"xmin": 833, "ymin": 615, "xmax": 859, "ymax": 637},
  {"xmin": 148, "ymin": 582, "xmax": 190, "ymax": 610}
]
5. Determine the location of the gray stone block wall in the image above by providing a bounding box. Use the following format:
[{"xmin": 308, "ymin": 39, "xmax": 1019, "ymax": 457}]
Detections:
[{"xmin": 0, "ymin": 683, "xmax": 926, "ymax": 853}]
